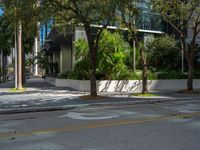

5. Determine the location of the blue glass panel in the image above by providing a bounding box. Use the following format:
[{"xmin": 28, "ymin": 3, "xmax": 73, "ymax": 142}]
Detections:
[
  {"xmin": 40, "ymin": 19, "xmax": 53, "ymax": 46},
  {"xmin": 0, "ymin": 8, "xmax": 3, "ymax": 16}
]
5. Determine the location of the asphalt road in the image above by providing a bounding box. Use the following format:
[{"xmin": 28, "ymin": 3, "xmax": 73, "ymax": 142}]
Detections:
[{"xmin": 0, "ymin": 99, "xmax": 200, "ymax": 150}]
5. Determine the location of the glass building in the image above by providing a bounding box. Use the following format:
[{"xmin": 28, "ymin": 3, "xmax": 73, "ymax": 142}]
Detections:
[
  {"xmin": 40, "ymin": 20, "xmax": 52, "ymax": 47},
  {"xmin": 136, "ymin": 0, "xmax": 165, "ymax": 32},
  {"xmin": 0, "ymin": 9, "xmax": 3, "ymax": 16}
]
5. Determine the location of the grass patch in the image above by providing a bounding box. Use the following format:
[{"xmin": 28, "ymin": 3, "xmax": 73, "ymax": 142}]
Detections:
[
  {"xmin": 133, "ymin": 93, "xmax": 159, "ymax": 97},
  {"xmin": 9, "ymin": 88, "xmax": 26, "ymax": 92}
]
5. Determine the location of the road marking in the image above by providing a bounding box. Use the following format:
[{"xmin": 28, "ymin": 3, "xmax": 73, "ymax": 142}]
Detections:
[
  {"xmin": 0, "ymin": 111, "xmax": 200, "ymax": 139},
  {"xmin": 59, "ymin": 112, "xmax": 119, "ymax": 120}
]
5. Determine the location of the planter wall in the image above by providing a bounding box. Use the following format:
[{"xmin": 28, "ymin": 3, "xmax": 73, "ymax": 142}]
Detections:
[
  {"xmin": 45, "ymin": 77, "xmax": 56, "ymax": 86},
  {"xmin": 45, "ymin": 78, "xmax": 200, "ymax": 92}
]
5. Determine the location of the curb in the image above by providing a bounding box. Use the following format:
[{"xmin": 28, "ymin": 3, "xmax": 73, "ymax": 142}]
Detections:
[
  {"xmin": 88, "ymin": 97, "xmax": 200, "ymax": 107},
  {"xmin": 0, "ymin": 97, "xmax": 200, "ymax": 115},
  {"xmin": 0, "ymin": 106, "xmax": 76, "ymax": 115}
]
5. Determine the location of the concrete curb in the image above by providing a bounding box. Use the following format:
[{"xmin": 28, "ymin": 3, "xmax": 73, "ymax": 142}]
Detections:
[
  {"xmin": 89, "ymin": 97, "xmax": 200, "ymax": 107},
  {"xmin": 0, "ymin": 106, "xmax": 76, "ymax": 115},
  {"xmin": 0, "ymin": 97, "xmax": 200, "ymax": 115}
]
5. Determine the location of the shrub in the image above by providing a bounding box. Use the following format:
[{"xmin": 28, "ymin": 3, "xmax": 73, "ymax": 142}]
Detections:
[
  {"xmin": 156, "ymin": 71, "xmax": 187, "ymax": 79},
  {"xmin": 193, "ymin": 71, "xmax": 200, "ymax": 79},
  {"xmin": 73, "ymin": 30, "xmax": 131, "ymax": 80},
  {"xmin": 59, "ymin": 71, "xmax": 71, "ymax": 79},
  {"xmin": 68, "ymin": 58, "xmax": 90, "ymax": 80},
  {"xmin": 124, "ymin": 70, "xmax": 156, "ymax": 80},
  {"xmin": 146, "ymin": 35, "xmax": 180, "ymax": 71},
  {"xmin": 129, "ymin": 71, "xmax": 142, "ymax": 80}
]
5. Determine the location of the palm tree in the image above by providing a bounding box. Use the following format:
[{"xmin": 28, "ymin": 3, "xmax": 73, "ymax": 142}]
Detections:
[{"xmin": 0, "ymin": 16, "xmax": 13, "ymax": 82}]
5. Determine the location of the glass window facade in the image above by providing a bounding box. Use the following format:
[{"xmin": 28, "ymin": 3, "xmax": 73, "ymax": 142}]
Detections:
[
  {"xmin": 40, "ymin": 20, "xmax": 53, "ymax": 46},
  {"xmin": 136, "ymin": 0, "xmax": 165, "ymax": 32},
  {"xmin": 0, "ymin": 8, "xmax": 3, "ymax": 16},
  {"xmin": 40, "ymin": 1, "xmax": 166, "ymax": 46}
]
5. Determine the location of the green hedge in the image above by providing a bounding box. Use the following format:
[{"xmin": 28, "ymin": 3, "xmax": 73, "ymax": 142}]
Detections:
[
  {"xmin": 156, "ymin": 71, "xmax": 200, "ymax": 79},
  {"xmin": 156, "ymin": 71, "xmax": 187, "ymax": 79},
  {"xmin": 60, "ymin": 70, "xmax": 200, "ymax": 80}
]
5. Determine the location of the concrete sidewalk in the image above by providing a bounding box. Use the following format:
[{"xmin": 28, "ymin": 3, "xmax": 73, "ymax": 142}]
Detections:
[{"xmin": 0, "ymin": 78, "xmax": 200, "ymax": 114}]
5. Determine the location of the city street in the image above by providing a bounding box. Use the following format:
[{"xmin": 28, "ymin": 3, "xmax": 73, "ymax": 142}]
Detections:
[
  {"xmin": 1, "ymin": 0, "xmax": 200, "ymax": 150},
  {"xmin": 0, "ymin": 99, "xmax": 200, "ymax": 150}
]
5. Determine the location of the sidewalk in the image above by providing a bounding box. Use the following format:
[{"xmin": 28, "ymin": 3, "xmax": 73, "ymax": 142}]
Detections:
[{"xmin": 0, "ymin": 78, "xmax": 200, "ymax": 114}]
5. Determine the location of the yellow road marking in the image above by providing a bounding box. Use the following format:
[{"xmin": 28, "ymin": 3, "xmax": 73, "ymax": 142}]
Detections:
[{"xmin": 0, "ymin": 112, "xmax": 200, "ymax": 139}]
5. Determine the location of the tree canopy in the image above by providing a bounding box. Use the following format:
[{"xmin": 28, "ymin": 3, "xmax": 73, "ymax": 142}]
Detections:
[{"xmin": 152, "ymin": 0, "xmax": 200, "ymax": 91}]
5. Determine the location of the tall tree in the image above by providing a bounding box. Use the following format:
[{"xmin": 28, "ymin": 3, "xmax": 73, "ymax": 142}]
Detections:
[
  {"xmin": 1, "ymin": 0, "xmax": 40, "ymax": 89},
  {"xmin": 44, "ymin": 0, "xmax": 117, "ymax": 96},
  {"xmin": 117, "ymin": 0, "xmax": 148, "ymax": 94},
  {"xmin": 152, "ymin": 0, "xmax": 200, "ymax": 91},
  {"xmin": 0, "ymin": 16, "xmax": 13, "ymax": 82}
]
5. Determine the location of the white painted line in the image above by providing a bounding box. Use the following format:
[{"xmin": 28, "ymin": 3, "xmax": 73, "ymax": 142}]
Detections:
[{"xmin": 59, "ymin": 112, "xmax": 119, "ymax": 120}]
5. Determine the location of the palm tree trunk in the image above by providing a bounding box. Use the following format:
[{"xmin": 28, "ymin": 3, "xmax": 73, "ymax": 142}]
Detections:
[
  {"xmin": 22, "ymin": 47, "xmax": 26, "ymax": 84},
  {"xmin": 17, "ymin": 21, "xmax": 23, "ymax": 89},
  {"xmin": 0, "ymin": 50, "xmax": 2, "ymax": 82},
  {"xmin": 2, "ymin": 54, "xmax": 6, "ymax": 81}
]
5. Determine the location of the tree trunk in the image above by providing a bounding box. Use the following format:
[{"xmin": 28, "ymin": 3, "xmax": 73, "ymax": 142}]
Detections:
[
  {"xmin": 89, "ymin": 43, "xmax": 97, "ymax": 96},
  {"xmin": 180, "ymin": 36, "xmax": 194, "ymax": 91},
  {"xmin": 85, "ymin": 27, "xmax": 97, "ymax": 96},
  {"xmin": 90, "ymin": 63, "xmax": 97, "ymax": 96},
  {"xmin": 187, "ymin": 57, "xmax": 194, "ymax": 91},
  {"xmin": 17, "ymin": 21, "xmax": 23, "ymax": 89},
  {"xmin": 133, "ymin": 39, "xmax": 136, "ymax": 71},
  {"xmin": 22, "ymin": 47, "xmax": 26, "ymax": 84},
  {"xmin": 0, "ymin": 50, "xmax": 3, "ymax": 82},
  {"xmin": 1, "ymin": 53, "xmax": 4, "ymax": 82},
  {"xmin": 140, "ymin": 47, "xmax": 148, "ymax": 94},
  {"xmin": 14, "ymin": 28, "xmax": 18, "ymax": 88},
  {"xmin": 2, "ymin": 54, "xmax": 6, "ymax": 81}
]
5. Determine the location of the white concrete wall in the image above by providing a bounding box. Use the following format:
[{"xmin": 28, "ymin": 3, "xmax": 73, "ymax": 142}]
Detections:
[
  {"xmin": 98, "ymin": 80, "xmax": 144, "ymax": 92},
  {"xmin": 46, "ymin": 79, "xmax": 200, "ymax": 92},
  {"xmin": 55, "ymin": 79, "xmax": 90, "ymax": 91},
  {"xmin": 149, "ymin": 80, "xmax": 200, "ymax": 90},
  {"xmin": 45, "ymin": 77, "xmax": 56, "ymax": 86}
]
